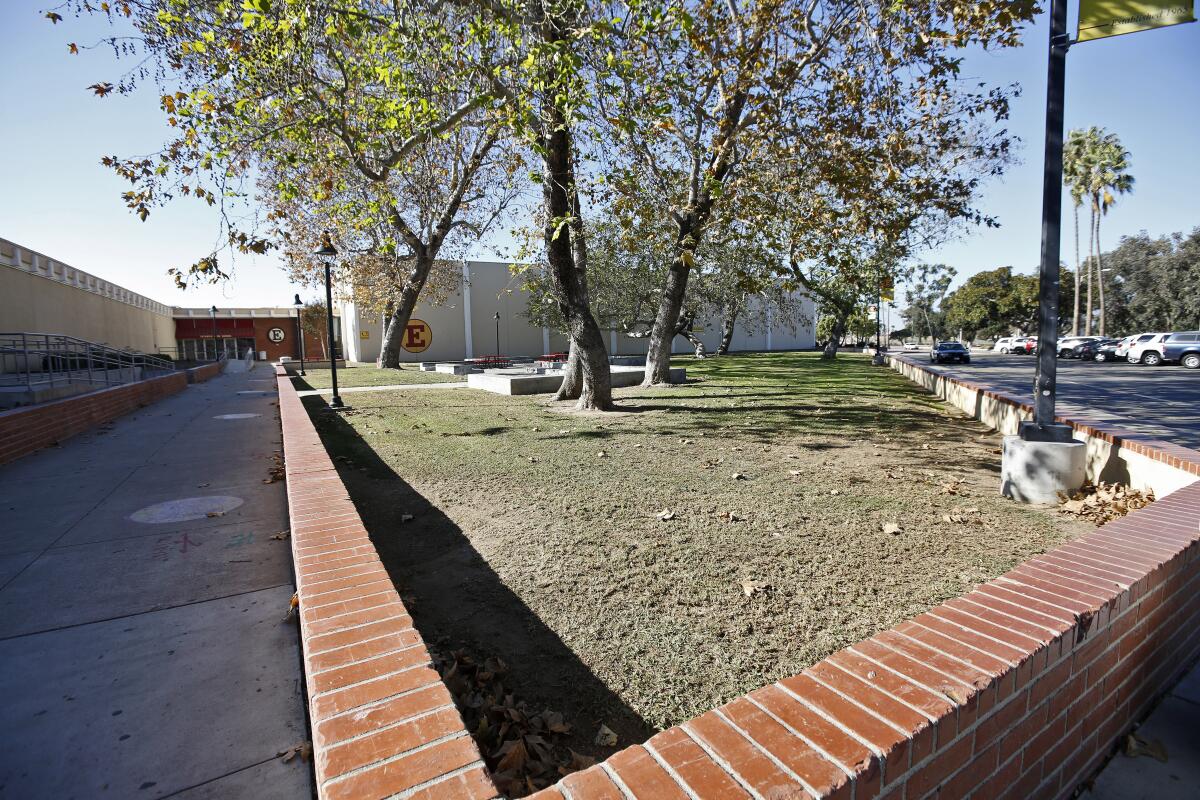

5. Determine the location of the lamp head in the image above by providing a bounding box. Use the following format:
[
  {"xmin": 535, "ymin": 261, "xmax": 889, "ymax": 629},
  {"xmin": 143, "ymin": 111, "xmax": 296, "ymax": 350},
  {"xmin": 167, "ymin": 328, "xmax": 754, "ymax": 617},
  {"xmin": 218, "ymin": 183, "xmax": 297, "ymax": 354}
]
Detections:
[
  {"xmin": 292, "ymin": 293, "xmax": 303, "ymax": 309},
  {"xmin": 314, "ymin": 233, "xmax": 338, "ymax": 258}
]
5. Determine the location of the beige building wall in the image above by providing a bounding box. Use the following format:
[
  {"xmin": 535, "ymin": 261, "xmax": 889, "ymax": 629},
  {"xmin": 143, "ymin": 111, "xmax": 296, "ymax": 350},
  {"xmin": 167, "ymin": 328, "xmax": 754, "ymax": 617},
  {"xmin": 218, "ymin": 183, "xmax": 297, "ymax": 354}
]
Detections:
[
  {"xmin": 342, "ymin": 260, "xmax": 816, "ymax": 363},
  {"xmin": 0, "ymin": 237, "xmax": 175, "ymax": 353}
]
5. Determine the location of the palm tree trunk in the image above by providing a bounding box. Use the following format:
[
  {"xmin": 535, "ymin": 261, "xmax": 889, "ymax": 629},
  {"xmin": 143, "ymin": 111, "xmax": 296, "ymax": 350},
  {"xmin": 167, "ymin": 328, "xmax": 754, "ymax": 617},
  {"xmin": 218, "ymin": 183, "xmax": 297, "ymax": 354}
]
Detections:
[
  {"xmin": 1085, "ymin": 205, "xmax": 1095, "ymax": 336},
  {"xmin": 1095, "ymin": 212, "xmax": 1106, "ymax": 336},
  {"xmin": 1072, "ymin": 205, "xmax": 1081, "ymax": 336}
]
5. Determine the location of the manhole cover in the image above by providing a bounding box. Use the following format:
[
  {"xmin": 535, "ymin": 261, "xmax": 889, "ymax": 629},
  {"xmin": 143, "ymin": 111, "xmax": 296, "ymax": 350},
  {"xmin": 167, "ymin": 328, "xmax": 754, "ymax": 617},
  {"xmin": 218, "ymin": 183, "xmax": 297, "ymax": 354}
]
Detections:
[
  {"xmin": 214, "ymin": 414, "xmax": 261, "ymax": 420},
  {"xmin": 130, "ymin": 496, "xmax": 244, "ymax": 524}
]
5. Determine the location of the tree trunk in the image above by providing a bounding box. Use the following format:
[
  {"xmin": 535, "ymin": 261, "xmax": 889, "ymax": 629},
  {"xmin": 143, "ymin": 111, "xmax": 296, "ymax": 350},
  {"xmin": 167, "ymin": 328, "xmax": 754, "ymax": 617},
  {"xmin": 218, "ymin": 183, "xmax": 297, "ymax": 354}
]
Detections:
[
  {"xmin": 676, "ymin": 310, "xmax": 707, "ymax": 358},
  {"xmin": 540, "ymin": 118, "xmax": 611, "ymax": 410},
  {"xmin": 1095, "ymin": 213, "xmax": 1106, "ymax": 336},
  {"xmin": 1085, "ymin": 207, "xmax": 1095, "ymax": 336},
  {"xmin": 821, "ymin": 312, "xmax": 849, "ymax": 360},
  {"xmin": 378, "ymin": 253, "xmax": 435, "ymax": 368},
  {"xmin": 553, "ymin": 340, "xmax": 583, "ymax": 400},
  {"xmin": 1072, "ymin": 205, "xmax": 1081, "ymax": 336},
  {"xmin": 642, "ymin": 253, "xmax": 691, "ymax": 385},
  {"xmin": 716, "ymin": 300, "xmax": 739, "ymax": 355}
]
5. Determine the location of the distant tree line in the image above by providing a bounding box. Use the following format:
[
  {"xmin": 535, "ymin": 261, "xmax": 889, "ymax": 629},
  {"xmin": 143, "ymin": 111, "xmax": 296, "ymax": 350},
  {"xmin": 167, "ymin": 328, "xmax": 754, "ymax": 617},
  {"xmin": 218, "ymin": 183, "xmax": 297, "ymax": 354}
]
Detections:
[{"xmin": 900, "ymin": 228, "xmax": 1199, "ymax": 342}]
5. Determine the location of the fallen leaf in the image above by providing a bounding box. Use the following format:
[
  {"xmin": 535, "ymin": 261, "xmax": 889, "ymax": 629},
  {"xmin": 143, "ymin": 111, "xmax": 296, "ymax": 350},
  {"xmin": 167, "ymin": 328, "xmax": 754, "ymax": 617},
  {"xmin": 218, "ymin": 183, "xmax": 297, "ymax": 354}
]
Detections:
[
  {"xmin": 881, "ymin": 522, "xmax": 902, "ymax": 535},
  {"xmin": 656, "ymin": 509, "xmax": 676, "ymax": 522},
  {"xmin": 596, "ymin": 451, "xmax": 608, "ymax": 458},
  {"xmin": 277, "ymin": 741, "xmax": 312, "ymax": 763},
  {"xmin": 271, "ymin": 531, "xmax": 289, "ymax": 540},
  {"xmin": 594, "ymin": 724, "xmax": 618, "ymax": 747},
  {"xmin": 206, "ymin": 511, "xmax": 224, "ymax": 518},
  {"xmin": 788, "ymin": 470, "xmax": 802, "ymax": 476},
  {"xmin": 732, "ymin": 472, "xmax": 747, "ymax": 480},
  {"xmin": 400, "ymin": 513, "xmax": 414, "ymax": 523},
  {"xmin": 741, "ymin": 579, "xmax": 769, "ymax": 597},
  {"xmin": 829, "ymin": 489, "xmax": 841, "ymax": 496},
  {"xmin": 496, "ymin": 737, "xmax": 528, "ymax": 772}
]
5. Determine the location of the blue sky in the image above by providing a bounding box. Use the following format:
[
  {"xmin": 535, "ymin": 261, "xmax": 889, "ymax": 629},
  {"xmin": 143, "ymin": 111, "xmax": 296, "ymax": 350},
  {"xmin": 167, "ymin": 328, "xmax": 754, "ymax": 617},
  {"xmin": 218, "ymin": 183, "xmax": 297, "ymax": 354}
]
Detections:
[{"xmin": 1, "ymin": 3, "xmax": 1197, "ymax": 310}]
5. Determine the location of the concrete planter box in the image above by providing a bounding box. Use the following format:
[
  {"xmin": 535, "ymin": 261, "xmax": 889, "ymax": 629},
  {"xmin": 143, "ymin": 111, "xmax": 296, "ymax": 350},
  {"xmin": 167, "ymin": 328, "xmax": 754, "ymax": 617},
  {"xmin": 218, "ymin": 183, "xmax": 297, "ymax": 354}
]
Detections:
[{"xmin": 467, "ymin": 365, "xmax": 683, "ymax": 396}]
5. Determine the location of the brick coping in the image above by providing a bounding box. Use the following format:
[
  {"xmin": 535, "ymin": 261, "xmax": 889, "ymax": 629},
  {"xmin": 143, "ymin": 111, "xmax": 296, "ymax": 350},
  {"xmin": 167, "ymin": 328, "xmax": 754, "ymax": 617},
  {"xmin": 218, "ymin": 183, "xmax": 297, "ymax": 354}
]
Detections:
[
  {"xmin": 275, "ymin": 366, "xmax": 498, "ymax": 800},
  {"xmin": 888, "ymin": 353, "xmax": 1200, "ymax": 478},
  {"xmin": 277, "ymin": 363, "xmax": 1200, "ymax": 800}
]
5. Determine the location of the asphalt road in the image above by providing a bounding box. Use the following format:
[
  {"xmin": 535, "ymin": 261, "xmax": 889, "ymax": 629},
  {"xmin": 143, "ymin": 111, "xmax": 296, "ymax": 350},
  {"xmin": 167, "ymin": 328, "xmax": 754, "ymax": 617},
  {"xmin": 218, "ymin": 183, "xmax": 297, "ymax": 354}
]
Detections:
[{"xmin": 902, "ymin": 349, "xmax": 1200, "ymax": 450}]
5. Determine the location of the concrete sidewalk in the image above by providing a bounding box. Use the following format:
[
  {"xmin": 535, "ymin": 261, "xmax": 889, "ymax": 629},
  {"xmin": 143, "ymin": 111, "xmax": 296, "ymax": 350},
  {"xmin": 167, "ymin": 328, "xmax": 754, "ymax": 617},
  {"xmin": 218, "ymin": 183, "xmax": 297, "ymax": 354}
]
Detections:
[
  {"xmin": 1086, "ymin": 659, "xmax": 1200, "ymax": 799},
  {"xmin": 0, "ymin": 365, "xmax": 312, "ymax": 799}
]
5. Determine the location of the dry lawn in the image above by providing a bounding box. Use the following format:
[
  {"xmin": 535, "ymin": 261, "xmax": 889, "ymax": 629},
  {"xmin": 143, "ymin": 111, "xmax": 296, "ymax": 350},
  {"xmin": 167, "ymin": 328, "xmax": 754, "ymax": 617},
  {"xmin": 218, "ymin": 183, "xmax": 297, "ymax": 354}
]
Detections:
[{"xmin": 304, "ymin": 351, "xmax": 1088, "ymax": 772}]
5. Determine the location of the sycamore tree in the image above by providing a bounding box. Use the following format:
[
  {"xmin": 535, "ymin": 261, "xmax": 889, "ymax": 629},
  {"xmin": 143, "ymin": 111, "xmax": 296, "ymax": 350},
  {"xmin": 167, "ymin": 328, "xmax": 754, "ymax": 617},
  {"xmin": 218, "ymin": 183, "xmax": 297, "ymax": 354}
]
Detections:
[
  {"xmin": 587, "ymin": 0, "xmax": 1036, "ymax": 384},
  {"xmin": 60, "ymin": 0, "xmax": 519, "ymax": 368}
]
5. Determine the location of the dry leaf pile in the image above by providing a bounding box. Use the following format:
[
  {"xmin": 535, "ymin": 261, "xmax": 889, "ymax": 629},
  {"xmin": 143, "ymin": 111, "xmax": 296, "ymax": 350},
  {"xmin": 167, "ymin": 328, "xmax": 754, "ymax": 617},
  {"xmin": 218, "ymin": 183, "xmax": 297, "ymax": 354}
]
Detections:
[
  {"xmin": 1059, "ymin": 482, "xmax": 1154, "ymax": 526},
  {"xmin": 433, "ymin": 648, "xmax": 590, "ymax": 797}
]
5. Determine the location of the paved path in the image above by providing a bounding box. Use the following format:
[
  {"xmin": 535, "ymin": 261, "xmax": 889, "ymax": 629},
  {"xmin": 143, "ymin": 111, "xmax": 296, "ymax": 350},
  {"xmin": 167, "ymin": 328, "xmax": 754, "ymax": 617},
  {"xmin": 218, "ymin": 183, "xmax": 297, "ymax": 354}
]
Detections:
[
  {"xmin": 0, "ymin": 365, "xmax": 312, "ymax": 799},
  {"xmin": 1086, "ymin": 660, "xmax": 1200, "ymax": 798},
  {"xmin": 900, "ymin": 350, "xmax": 1200, "ymax": 448}
]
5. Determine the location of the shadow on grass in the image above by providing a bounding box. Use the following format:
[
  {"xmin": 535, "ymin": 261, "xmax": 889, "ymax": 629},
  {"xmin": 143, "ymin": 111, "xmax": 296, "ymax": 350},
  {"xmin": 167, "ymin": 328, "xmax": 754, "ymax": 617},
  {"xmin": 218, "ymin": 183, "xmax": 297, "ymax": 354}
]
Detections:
[{"xmin": 301, "ymin": 395, "xmax": 654, "ymax": 762}]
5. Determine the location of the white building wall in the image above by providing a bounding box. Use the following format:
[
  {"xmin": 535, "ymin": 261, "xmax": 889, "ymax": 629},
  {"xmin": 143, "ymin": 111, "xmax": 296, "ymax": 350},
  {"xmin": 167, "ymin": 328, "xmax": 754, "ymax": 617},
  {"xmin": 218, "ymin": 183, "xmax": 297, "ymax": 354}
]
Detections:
[{"xmin": 342, "ymin": 262, "xmax": 817, "ymax": 362}]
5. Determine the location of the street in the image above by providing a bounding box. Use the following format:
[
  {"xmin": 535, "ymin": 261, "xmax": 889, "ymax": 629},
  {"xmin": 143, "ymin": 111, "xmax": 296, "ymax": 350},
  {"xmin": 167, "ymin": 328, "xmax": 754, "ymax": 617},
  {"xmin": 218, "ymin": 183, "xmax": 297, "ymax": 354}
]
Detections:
[{"xmin": 905, "ymin": 349, "xmax": 1200, "ymax": 449}]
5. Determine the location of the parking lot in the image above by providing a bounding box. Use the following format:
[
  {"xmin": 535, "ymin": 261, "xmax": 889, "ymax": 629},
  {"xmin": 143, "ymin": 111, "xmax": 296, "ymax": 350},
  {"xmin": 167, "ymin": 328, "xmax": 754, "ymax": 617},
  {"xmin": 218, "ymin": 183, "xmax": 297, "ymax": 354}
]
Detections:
[{"xmin": 906, "ymin": 349, "xmax": 1200, "ymax": 449}]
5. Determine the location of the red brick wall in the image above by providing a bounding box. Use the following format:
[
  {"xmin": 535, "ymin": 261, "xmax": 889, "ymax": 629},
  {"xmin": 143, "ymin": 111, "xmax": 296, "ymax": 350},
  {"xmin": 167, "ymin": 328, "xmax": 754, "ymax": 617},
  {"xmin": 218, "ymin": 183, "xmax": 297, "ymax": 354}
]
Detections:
[
  {"xmin": 275, "ymin": 366, "xmax": 496, "ymax": 800},
  {"xmin": 185, "ymin": 361, "xmax": 225, "ymax": 383},
  {"xmin": 0, "ymin": 372, "xmax": 188, "ymax": 465},
  {"xmin": 252, "ymin": 318, "xmax": 334, "ymax": 363}
]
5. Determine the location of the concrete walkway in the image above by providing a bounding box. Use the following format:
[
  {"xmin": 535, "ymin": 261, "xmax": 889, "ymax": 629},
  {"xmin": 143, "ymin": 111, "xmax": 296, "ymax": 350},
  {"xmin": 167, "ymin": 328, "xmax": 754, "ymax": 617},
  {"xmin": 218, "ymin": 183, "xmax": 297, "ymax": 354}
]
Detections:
[
  {"xmin": 1086, "ymin": 659, "xmax": 1200, "ymax": 799},
  {"xmin": 0, "ymin": 365, "xmax": 312, "ymax": 799}
]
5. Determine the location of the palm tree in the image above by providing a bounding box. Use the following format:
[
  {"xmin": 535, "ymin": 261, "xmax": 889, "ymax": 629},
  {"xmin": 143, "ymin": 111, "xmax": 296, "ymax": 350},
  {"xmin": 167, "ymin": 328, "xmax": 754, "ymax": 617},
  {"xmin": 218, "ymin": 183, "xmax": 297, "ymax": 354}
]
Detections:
[
  {"xmin": 1065, "ymin": 128, "xmax": 1134, "ymax": 336},
  {"xmin": 1087, "ymin": 136, "xmax": 1134, "ymax": 335},
  {"xmin": 1063, "ymin": 131, "xmax": 1090, "ymax": 336}
]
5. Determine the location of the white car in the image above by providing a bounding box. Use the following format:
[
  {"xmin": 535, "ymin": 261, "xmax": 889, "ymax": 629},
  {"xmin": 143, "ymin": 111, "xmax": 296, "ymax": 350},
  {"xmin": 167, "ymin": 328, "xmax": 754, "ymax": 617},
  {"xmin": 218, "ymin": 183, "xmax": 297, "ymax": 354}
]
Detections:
[
  {"xmin": 1126, "ymin": 333, "xmax": 1171, "ymax": 364},
  {"xmin": 1057, "ymin": 336, "xmax": 1101, "ymax": 358},
  {"xmin": 993, "ymin": 337, "xmax": 1017, "ymax": 353}
]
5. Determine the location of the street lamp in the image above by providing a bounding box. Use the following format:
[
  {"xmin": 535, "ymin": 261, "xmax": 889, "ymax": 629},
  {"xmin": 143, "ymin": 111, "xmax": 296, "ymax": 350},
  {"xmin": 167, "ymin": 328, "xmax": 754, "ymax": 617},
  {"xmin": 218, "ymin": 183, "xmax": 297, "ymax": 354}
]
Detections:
[
  {"xmin": 493, "ymin": 312, "xmax": 501, "ymax": 357},
  {"xmin": 209, "ymin": 305, "xmax": 218, "ymax": 361},
  {"xmin": 314, "ymin": 235, "xmax": 344, "ymax": 408},
  {"xmin": 292, "ymin": 293, "xmax": 306, "ymax": 376}
]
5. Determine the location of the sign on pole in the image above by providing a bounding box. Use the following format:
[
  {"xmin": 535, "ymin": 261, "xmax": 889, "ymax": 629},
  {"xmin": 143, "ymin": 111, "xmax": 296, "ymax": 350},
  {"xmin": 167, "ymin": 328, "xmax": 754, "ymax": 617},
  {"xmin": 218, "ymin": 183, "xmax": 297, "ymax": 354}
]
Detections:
[{"xmin": 1078, "ymin": 0, "xmax": 1195, "ymax": 41}]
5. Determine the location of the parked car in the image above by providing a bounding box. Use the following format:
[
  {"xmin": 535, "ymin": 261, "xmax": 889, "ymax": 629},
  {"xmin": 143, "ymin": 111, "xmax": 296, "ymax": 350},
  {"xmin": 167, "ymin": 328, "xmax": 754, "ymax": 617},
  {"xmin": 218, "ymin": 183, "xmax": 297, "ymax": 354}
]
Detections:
[
  {"xmin": 1072, "ymin": 338, "xmax": 1119, "ymax": 361},
  {"xmin": 993, "ymin": 337, "xmax": 1017, "ymax": 353},
  {"xmin": 1092, "ymin": 338, "xmax": 1128, "ymax": 363},
  {"xmin": 1127, "ymin": 333, "xmax": 1171, "ymax": 365},
  {"xmin": 1158, "ymin": 331, "xmax": 1200, "ymax": 369},
  {"xmin": 1011, "ymin": 336, "xmax": 1037, "ymax": 355},
  {"xmin": 930, "ymin": 341, "xmax": 971, "ymax": 364},
  {"xmin": 1058, "ymin": 336, "xmax": 1101, "ymax": 358},
  {"xmin": 1108, "ymin": 335, "xmax": 1138, "ymax": 360},
  {"xmin": 902, "ymin": 341, "xmax": 922, "ymax": 351}
]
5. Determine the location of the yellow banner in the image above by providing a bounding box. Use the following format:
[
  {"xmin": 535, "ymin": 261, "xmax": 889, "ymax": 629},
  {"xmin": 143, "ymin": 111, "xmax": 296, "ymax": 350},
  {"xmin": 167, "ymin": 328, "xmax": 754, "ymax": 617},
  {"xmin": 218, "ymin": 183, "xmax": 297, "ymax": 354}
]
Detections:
[{"xmin": 1078, "ymin": 0, "xmax": 1195, "ymax": 41}]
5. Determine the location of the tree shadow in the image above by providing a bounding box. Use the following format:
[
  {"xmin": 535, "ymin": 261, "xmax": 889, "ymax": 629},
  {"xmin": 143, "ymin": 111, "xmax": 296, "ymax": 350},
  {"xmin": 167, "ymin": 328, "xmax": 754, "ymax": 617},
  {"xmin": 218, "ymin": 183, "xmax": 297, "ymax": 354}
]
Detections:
[{"xmin": 302, "ymin": 397, "xmax": 654, "ymax": 763}]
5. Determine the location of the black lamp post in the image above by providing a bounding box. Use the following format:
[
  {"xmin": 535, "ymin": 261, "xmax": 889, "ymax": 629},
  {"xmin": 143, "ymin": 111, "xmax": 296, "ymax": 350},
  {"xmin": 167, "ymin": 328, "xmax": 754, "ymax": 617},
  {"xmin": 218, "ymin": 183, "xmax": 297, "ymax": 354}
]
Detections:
[
  {"xmin": 292, "ymin": 293, "xmax": 306, "ymax": 376},
  {"xmin": 209, "ymin": 305, "xmax": 218, "ymax": 361},
  {"xmin": 314, "ymin": 235, "xmax": 344, "ymax": 408},
  {"xmin": 493, "ymin": 311, "xmax": 501, "ymax": 357}
]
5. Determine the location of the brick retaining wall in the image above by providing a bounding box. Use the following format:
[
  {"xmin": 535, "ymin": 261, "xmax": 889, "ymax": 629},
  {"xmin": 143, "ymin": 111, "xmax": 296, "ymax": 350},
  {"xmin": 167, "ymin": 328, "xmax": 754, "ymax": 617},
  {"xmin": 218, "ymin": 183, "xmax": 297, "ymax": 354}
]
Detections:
[
  {"xmin": 0, "ymin": 372, "xmax": 188, "ymax": 465},
  {"xmin": 275, "ymin": 366, "xmax": 497, "ymax": 800},
  {"xmin": 277, "ymin": 361, "xmax": 1200, "ymax": 800},
  {"xmin": 888, "ymin": 354, "xmax": 1200, "ymax": 499},
  {"xmin": 186, "ymin": 360, "xmax": 226, "ymax": 383}
]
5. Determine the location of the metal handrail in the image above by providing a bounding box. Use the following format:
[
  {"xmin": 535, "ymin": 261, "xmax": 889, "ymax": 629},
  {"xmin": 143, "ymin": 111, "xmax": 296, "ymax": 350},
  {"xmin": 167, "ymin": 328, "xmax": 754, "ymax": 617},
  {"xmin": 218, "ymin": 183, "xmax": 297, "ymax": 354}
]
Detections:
[{"xmin": 0, "ymin": 332, "xmax": 176, "ymax": 393}]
